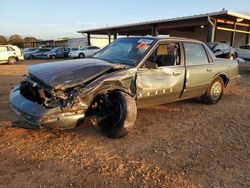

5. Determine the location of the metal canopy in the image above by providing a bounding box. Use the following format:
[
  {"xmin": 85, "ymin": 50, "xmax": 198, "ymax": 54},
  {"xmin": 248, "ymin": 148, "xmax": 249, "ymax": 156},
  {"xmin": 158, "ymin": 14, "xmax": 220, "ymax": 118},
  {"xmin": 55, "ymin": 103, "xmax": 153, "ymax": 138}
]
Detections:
[
  {"xmin": 77, "ymin": 10, "xmax": 250, "ymax": 36},
  {"xmin": 77, "ymin": 10, "xmax": 250, "ymax": 47}
]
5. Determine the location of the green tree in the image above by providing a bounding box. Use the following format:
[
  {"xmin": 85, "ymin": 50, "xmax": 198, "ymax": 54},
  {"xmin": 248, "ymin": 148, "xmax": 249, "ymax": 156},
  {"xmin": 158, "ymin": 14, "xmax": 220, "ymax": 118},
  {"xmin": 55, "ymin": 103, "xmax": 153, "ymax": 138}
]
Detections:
[
  {"xmin": 23, "ymin": 36, "xmax": 38, "ymax": 42},
  {"xmin": 0, "ymin": 35, "xmax": 7, "ymax": 44},
  {"xmin": 8, "ymin": 34, "xmax": 23, "ymax": 45}
]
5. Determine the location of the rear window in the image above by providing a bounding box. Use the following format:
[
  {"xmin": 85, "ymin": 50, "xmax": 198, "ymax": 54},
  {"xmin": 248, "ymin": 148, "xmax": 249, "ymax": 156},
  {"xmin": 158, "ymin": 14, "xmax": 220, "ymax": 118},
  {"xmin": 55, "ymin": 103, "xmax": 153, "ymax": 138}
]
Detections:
[{"xmin": 184, "ymin": 42, "xmax": 209, "ymax": 65}]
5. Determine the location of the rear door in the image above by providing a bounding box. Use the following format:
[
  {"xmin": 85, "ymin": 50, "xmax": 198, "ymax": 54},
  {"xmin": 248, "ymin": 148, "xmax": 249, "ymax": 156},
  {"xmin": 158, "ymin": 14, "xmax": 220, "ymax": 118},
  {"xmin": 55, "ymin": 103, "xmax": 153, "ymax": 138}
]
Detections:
[
  {"xmin": 181, "ymin": 42, "xmax": 215, "ymax": 99},
  {"xmin": 136, "ymin": 42, "xmax": 185, "ymax": 107}
]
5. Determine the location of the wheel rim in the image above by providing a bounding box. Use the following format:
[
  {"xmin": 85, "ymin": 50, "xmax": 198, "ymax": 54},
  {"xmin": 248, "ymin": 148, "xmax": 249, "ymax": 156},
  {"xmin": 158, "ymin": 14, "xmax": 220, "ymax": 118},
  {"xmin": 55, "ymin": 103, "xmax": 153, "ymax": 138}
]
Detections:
[{"xmin": 211, "ymin": 81, "xmax": 222, "ymax": 100}]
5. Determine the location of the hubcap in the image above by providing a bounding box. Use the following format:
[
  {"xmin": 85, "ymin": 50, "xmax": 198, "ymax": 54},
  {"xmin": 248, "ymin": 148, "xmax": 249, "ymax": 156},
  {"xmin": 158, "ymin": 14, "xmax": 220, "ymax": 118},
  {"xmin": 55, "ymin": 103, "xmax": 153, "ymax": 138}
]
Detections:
[{"xmin": 211, "ymin": 81, "xmax": 222, "ymax": 100}]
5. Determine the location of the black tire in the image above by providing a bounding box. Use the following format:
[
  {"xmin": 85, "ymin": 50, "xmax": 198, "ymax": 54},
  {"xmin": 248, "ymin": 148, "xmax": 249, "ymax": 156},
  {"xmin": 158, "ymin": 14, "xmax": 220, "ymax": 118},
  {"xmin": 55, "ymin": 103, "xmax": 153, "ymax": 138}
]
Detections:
[
  {"xmin": 79, "ymin": 53, "xmax": 85, "ymax": 59},
  {"xmin": 8, "ymin": 56, "xmax": 17, "ymax": 64},
  {"xmin": 51, "ymin": 55, "xmax": 56, "ymax": 59},
  {"xmin": 99, "ymin": 91, "xmax": 137, "ymax": 138},
  {"xmin": 201, "ymin": 77, "xmax": 225, "ymax": 104}
]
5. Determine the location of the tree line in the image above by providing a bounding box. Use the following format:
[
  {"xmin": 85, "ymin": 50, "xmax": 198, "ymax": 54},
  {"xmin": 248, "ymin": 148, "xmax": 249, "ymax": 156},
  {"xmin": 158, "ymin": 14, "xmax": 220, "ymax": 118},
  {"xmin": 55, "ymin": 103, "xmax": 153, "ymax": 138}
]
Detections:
[{"xmin": 0, "ymin": 35, "xmax": 39, "ymax": 45}]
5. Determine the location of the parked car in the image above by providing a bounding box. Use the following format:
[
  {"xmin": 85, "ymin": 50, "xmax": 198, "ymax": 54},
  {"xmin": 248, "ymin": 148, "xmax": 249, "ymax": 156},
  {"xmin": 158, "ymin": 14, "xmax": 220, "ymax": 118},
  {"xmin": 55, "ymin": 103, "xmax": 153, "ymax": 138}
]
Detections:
[
  {"xmin": 9, "ymin": 37, "xmax": 239, "ymax": 138},
  {"xmin": 68, "ymin": 46, "xmax": 100, "ymax": 58},
  {"xmin": 22, "ymin": 48, "xmax": 38, "ymax": 54},
  {"xmin": 0, "ymin": 45, "xmax": 24, "ymax": 64},
  {"xmin": 24, "ymin": 48, "xmax": 51, "ymax": 59},
  {"xmin": 236, "ymin": 45, "xmax": 250, "ymax": 60},
  {"xmin": 46, "ymin": 47, "xmax": 78, "ymax": 59},
  {"xmin": 206, "ymin": 42, "xmax": 237, "ymax": 60}
]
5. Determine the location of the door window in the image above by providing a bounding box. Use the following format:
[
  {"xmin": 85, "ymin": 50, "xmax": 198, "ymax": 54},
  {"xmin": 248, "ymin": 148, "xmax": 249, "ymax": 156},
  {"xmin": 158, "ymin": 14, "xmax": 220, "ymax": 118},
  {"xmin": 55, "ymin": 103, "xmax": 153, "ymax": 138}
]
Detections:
[
  {"xmin": 143, "ymin": 42, "xmax": 180, "ymax": 68},
  {"xmin": 184, "ymin": 42, "xmax": 209, "ymax": 65}
]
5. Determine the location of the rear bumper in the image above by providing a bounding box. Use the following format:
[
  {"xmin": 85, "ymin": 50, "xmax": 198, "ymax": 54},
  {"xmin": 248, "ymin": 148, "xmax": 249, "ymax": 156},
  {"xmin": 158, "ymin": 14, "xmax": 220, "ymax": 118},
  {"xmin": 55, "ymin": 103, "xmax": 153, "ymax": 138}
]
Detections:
[{"xmin": 9, "ymin": 85, "xmax": 85, "ymax": 129}]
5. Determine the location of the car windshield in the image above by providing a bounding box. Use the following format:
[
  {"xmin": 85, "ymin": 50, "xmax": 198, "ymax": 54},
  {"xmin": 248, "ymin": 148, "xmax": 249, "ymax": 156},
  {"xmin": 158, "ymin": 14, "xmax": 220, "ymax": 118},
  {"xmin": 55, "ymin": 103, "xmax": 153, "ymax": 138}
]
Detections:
[
  {"xmin": 94, "ymin": 38, "xmax": 155, "ymax": 66},
  {"xmin": 207, "ymin": 43, "xmax": 217, "ymax": 50}
]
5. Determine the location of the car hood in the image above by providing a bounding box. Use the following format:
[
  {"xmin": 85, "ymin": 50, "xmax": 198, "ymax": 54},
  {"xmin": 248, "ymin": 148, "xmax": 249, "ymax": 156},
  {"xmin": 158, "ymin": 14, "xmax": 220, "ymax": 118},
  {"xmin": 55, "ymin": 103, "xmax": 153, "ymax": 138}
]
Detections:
[{"xmin": 28, "ymin": 58, "xmax": 124, "ymax": 90}]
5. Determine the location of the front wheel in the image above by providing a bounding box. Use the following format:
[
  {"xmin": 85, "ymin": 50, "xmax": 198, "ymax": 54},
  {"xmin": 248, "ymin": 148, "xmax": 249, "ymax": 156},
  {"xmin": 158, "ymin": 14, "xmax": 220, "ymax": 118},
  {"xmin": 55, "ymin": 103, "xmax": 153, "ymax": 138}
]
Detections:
[
  {"xmin": 98, "ymin": 91, "xmax": 137, "ymax": 138},
  {"xmin": 201, "ymin": 77, "xmax": 225, "ymax": 104}
]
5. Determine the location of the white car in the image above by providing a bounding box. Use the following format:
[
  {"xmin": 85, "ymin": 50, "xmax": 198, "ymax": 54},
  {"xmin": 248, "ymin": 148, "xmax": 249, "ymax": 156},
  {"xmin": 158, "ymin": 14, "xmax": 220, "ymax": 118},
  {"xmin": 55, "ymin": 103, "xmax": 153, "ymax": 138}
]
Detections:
[
  {"xmin": 236, "ymin": 45, "xmax": 250, "ymax": 60},
  {"xmin": 0, "ymin": 45, "xmax": 24, "ymax": 64},
  {"xmin": 68, "ymin": 46, "xmax": 100, "ymax": 58}
]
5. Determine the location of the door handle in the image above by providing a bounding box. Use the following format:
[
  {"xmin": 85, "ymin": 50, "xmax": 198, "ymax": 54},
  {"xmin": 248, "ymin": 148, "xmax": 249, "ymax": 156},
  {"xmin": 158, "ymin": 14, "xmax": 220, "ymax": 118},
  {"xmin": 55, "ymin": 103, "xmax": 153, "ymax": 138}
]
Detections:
[
  {"xmin": 173, "ymin": 72, "xmax": 181, "ymax": 76},
  {"xmin": 206, "ymin": 68, "xmax": 212, "ymax": 72}
]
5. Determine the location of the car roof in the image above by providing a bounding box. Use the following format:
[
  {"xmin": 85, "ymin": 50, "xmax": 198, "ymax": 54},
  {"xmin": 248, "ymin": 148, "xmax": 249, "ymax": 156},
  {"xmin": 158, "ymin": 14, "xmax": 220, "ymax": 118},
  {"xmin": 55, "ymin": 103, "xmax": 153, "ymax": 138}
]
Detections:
[{"xmin": 119, "ymin": 36, "xmax": 203, "ymax": 44}]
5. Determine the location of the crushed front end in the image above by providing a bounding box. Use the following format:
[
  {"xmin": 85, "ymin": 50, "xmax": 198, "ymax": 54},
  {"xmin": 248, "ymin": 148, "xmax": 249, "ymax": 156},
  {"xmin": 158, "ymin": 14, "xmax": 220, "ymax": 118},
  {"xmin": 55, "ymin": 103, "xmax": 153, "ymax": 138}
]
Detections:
[{"xmin": 9, "ymin": 76, "xmax": 87, "ymax": 129}]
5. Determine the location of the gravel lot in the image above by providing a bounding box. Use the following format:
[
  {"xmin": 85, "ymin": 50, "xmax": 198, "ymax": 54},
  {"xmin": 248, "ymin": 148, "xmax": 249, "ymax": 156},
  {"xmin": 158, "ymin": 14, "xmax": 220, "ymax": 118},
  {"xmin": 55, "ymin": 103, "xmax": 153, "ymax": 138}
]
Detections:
[{"xmin": 0, "ymin": 59, "xmax": 249, "ymax": 187}]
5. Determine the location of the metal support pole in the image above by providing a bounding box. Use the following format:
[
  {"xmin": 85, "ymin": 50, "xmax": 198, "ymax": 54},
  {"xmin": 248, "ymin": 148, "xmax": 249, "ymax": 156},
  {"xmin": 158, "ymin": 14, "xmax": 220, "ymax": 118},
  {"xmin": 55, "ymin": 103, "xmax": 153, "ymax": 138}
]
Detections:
[
  {"xmin": 114, "ymin": 33, "xmax": 117, "ymax": 40},
  {"xmin": 246, "ymin": 26, "xmax": 250, "ymax": 44},
  {"xmin": 151, "ymin": 25, "xmax": 158, "ymax": 36},
  {"xmin": 87, "ymin": 33, "xmax": 91, "ymax": 46},
  {"xmin": 230, "ymin": 22, "xmax": 236, "ymax": 47},
  {"xmin": 207, "ymin": 17, "xmax": 216, "ymax": 42},
  {"xmin": 108, "ymin": 35, "xmax": 111, "ymax": 44}
]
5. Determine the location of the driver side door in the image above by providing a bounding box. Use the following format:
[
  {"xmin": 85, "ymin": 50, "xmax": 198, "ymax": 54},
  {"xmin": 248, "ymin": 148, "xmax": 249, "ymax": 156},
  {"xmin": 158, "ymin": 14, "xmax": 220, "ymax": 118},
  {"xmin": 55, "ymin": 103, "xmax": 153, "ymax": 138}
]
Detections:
[{"xmin": 136, "ymin": 42, "xmax": 185, "ymax": 108}]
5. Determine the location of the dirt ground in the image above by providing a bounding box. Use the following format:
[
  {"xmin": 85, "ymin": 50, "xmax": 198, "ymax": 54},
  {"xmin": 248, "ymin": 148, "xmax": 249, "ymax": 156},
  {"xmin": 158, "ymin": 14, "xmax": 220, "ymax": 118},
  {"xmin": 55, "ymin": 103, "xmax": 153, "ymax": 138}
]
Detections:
[{"xmin": 0, "ymin": 59, "xmax": 249, "ymax": 188}]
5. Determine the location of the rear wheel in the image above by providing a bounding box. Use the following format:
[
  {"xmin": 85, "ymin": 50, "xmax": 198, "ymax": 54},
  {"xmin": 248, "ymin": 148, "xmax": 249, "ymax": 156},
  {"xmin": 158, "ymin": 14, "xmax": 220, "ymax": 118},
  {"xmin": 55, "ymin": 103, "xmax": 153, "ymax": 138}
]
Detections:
[
  {"xmin": 201, "ymin": 77, "xmax": 224, "ymax": 104},
  {"xmin": 79, "ymin": 53, "xmax": 85, "ymax": 58},
  {"xmin": 51, "ymin": 55, "xmax": 56, "ymax": 59},
  {"xmin": 8, "ymin": 56, "xmax": 17, "ymax": 64},
  {"xmin": 95, "ymin": 91, "xmax": 137, "ymax": 138}
]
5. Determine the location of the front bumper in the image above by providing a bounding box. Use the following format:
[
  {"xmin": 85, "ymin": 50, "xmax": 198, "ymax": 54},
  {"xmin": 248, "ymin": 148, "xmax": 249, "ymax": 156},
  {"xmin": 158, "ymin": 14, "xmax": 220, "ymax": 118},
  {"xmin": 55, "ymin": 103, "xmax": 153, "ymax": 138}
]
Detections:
[{"xmin": 9, "ymin": 85, "xmax": 85, "ymax": 130}]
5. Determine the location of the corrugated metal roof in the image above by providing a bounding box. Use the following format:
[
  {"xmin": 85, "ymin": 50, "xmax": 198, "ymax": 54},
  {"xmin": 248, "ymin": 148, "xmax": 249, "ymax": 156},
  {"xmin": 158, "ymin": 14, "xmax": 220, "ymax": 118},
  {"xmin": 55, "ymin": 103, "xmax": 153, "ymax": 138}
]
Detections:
[{"xmin": 77, "ymin": 10, "xmax": 250, "ymax": 33}]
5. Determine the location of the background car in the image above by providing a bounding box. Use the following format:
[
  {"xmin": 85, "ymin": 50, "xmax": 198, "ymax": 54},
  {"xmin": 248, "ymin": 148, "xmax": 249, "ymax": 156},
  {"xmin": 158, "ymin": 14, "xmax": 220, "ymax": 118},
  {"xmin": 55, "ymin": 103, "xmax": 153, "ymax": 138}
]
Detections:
[
  {"xmin": 207, "ymin": 42, "xmax": 237, "ymax": 60},
  {"xmin": 68, "ymin": 46, "xmax": 100, "ymax": 58},
  {"xmin": 236, "ymin": 45, "xmax": 250, "ymax": 60},
  {"xmin": 46, "ymin": 47, "xmax": 78, "ymax": 59},
  {"xmin": 0, "ymin": 45, "xmax": 24, "ymax": 64},
  {"xmin": 24, "ymin": 48, "xmax": 51, "ymax": 59},
  {"xmin": 22, "ymin": 48, "xmax": 38, "ymax": 54}
]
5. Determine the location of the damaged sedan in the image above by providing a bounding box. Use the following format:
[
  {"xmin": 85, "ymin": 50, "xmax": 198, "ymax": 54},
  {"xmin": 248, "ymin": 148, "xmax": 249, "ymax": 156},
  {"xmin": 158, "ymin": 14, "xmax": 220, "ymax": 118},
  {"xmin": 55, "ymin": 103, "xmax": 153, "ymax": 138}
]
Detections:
[{"xmin": 9, "ymin": 37, "xmax": 239, "ymax": 138}]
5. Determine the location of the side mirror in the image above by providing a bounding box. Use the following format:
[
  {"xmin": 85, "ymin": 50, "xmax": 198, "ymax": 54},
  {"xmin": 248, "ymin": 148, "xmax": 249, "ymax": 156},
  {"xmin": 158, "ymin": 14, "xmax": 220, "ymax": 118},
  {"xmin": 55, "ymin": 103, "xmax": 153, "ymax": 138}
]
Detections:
[{"xmin": 144, "ymin": 61, "xmax": 158, "ymax": 69}]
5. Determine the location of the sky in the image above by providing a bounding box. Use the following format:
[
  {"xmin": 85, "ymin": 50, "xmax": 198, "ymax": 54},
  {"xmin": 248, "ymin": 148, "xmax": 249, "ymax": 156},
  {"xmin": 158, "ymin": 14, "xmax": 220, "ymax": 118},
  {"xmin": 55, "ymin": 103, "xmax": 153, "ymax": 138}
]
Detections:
[{"xmin": 1, "ymin": 0, "xmax": 250, "ymax": 40}]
